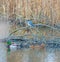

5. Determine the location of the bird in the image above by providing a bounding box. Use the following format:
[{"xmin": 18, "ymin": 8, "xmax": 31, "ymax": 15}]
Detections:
[{"xmin": 26, "ymin": 20, "xmax": 35, "ymax": 27}]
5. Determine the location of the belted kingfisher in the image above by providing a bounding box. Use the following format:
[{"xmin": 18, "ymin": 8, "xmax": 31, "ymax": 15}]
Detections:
[{"xmin": 26, "ymin": 20, "xmax": 35, "ymax": 27}]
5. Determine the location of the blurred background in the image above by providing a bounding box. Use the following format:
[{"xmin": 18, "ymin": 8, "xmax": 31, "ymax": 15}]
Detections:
[{"xmin": 0, "ymin": 0, "xmax": 60, "ymax": 62}]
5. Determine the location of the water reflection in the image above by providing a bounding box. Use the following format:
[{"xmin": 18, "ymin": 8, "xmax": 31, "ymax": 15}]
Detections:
[
  {"xmin": 7, "ymin": 48, "xmax": 60, "ymax": 62},
  {"xmin": 45, "ymin": 53, "xmax": 55, "ymax": 62},
  {"xmin": 45, "ymin": 49, "xmax": 56, "ymax": 62},
  {"xmin": 0, "ymin": 42, "xmax": 7, "ymax": 62},
  {"xmin": 22, "ymin": 49, "xmax": 29, "ymax": 62}
]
